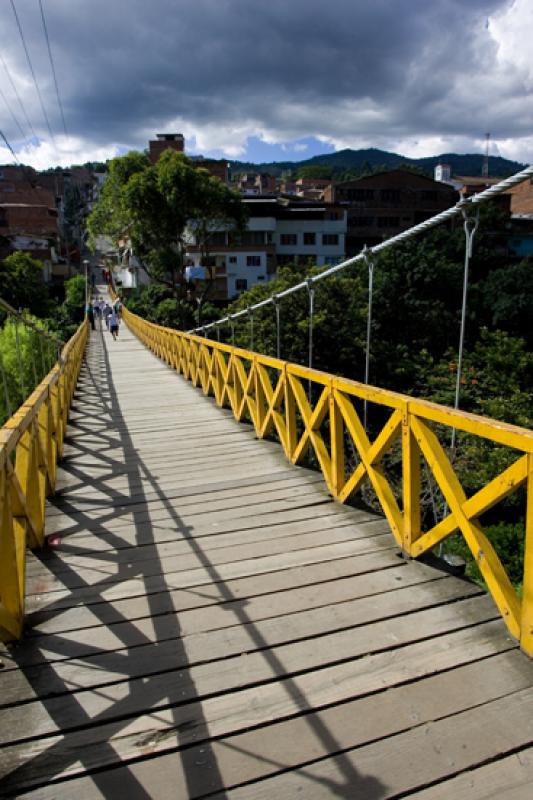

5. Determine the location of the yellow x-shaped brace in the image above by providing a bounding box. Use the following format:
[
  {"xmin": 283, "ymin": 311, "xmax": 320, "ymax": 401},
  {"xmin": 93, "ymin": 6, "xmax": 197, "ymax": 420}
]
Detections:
[{"xmin": 410, "ymin": 416, "xmax": 521, "ymax": 638}]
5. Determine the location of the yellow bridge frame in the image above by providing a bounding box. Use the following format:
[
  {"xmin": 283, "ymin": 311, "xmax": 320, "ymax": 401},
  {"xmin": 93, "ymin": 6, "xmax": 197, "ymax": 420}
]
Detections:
[
  {"xmin": 124, "ymin": 306, "xmax": 533, "ymax": 656},
  {"xmin": 0, "ymin": 320, "xmax": 88, "ymax": 640}
]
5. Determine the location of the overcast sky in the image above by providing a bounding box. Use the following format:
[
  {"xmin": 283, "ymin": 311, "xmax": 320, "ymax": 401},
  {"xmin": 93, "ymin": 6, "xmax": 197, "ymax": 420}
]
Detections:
[{"xmin": 0, "ymin": 0, "xmax": 532, "ymax": 170}]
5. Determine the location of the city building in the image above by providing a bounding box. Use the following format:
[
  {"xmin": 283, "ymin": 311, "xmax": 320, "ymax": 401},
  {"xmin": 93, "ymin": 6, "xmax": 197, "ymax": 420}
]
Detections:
[
  {"xmin": 185, "ymin": 196, "xmax": 346, "ymax": 300},
  {"xmin": 149, "ymin": 133, "xmax": 185, "ymax": 164},
  {"xmin": 325, "ymin": 169, "xmax": 457, "ymax": 255},
  {"xmin": 0, "ymin": 165, "xmax": 60, "ymax": 278}
]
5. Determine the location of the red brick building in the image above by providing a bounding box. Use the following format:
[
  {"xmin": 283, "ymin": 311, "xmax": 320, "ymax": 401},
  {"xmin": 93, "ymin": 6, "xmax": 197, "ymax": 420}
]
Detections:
[
  {"xmin": 149, "ymin": 133, "xmax": 185, "ymax": 164},
  {"xmin": 0, "ymin": 166, "xmax": 59, "ymax": 266}
]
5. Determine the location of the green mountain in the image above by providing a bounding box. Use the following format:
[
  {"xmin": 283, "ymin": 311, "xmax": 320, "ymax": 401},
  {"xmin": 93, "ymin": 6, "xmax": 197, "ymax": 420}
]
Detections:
[{"xmin": 230, "ymin": 148, "xmax": 526, "ymax": 180}]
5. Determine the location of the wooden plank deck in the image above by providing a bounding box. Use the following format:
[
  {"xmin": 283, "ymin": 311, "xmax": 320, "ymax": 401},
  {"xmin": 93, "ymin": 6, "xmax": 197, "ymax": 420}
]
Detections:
[{"xmin": 2, "ymin": 312, "xmax": 533, "ymax": 799}]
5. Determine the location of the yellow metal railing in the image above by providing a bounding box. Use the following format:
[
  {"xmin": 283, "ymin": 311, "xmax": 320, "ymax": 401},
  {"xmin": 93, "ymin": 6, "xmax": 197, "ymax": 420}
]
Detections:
[
  {"xmin": 0, "ymin": 319, "xmax": 88, "ymax": 640},
  {"xmin": 124, "ymin": 305, "xmax": 533, "ymax": 655}
]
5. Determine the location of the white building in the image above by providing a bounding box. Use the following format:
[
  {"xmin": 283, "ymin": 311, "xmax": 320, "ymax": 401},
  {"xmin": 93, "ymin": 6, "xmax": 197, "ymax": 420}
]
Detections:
[{"xmin": 185, "ymin": 197, "xmax": 347, "ymax": 300}]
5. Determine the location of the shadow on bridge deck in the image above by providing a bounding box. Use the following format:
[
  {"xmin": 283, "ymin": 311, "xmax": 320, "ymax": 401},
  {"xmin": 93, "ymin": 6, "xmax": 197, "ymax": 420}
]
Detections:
[{"xmin": 1, "ymin": 314, "xmax": 533, "ymax": 799}]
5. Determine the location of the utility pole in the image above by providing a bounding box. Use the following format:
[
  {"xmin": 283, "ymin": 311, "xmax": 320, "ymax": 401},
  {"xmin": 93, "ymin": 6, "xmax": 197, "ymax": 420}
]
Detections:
[
  {"xmin": 482, "ymin": 133, "xmax": 490, "ymax": 178},
  {"xmin": 83, "ymin": 259, "xmax": 89, "ymax": 313}
]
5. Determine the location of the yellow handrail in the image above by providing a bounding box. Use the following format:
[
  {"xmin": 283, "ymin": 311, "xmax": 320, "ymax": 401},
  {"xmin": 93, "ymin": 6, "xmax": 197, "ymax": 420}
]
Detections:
[
  {"xmin": 0, "ymin": 319, "xmax": 88, "ymax": 640},
  {"xmin": 123, "ymin": 304, "xmax": 533, "ymax": 656}
]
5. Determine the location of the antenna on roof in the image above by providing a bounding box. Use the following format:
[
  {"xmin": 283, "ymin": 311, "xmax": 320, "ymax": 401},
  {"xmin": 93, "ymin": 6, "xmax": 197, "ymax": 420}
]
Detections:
[{"xmin": 482, "ymin": 133, "xmax": 490, "ymax": 178}]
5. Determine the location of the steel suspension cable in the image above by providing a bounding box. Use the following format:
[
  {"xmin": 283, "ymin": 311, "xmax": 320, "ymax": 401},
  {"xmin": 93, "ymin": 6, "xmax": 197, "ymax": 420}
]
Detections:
[
  {"xmin": 273, "ymin": 296, "xmax": 281, "ymax": 360},
  {"xmin": 248, "ymin": 308, "xmax": 254, "ymax": 351},
  {"xmin": 14, "ymin": 318, "xmax": 26, "ymax": 402},
  {"xmin": 363, "ymin": 246, "xmax": 375, "ymax": 431},
  {"xmin": 0, "ymin": 350, "xmax": 12, "ymax": 419},
  {"xmin": 29, "ymin": 328, "xmax": 38, "ymax": 389},
  {"xmin": 451, "ymin": 208, "xmax": 480, "ymax": 452}
]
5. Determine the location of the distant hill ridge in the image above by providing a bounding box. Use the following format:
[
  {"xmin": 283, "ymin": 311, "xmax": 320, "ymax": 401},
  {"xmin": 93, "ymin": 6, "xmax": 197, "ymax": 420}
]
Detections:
[{"xmin": 229, "ymin": 148, "xmax": 526, "ymax": 179}]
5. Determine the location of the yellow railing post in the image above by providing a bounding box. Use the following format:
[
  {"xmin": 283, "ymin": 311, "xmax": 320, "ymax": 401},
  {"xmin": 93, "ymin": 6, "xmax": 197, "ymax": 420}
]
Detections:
[
  {"xmin": 329, "ymin": 382, "xmax": 345, "ymax": 499},
  {"xmin": 284, "ymin": 364, "xmax": 297, "ymax": 460},
  {"xmin": 521, "ymin": 455, "xmax": 533, "ymax": 656},
  {"xmin": 402, "ymin": 407, "xmax": 421, "ymax": 554}
]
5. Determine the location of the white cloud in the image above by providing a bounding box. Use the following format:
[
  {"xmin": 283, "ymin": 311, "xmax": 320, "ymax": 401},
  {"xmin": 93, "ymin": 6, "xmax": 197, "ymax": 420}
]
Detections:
[{"xmin": 1, "ymin": 136, "xmax": 122, "ymax": 170}]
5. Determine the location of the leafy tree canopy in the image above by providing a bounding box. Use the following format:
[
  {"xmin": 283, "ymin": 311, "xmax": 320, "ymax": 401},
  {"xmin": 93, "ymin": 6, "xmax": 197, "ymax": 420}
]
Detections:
[
  {"xmin": 0, "ymin": 251, "xmax": 51, "ymax": 317},
  {"xmin": 87, "ymin": 151, "xmax": 246, "ymax": 320}
]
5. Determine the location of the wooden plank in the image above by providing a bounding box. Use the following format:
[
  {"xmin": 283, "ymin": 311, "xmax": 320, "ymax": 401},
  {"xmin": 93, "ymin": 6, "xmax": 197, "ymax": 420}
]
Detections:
[
  {"xmin": 42, "ymin": 496, "xmax": 357, "ymax": 538},
  {"xmin": 2, "ymin": 599, "xmax": 498, "ymax": 739},
  {"xmin": 23, "ymin": 559, "xmax": 436, "ymax": 636},
  {"xmin": 37, "ymin": 507, "xmax": 380, "ymax": 560},
  {"xmin": 25, "ymin": 519, "xmax": 389, "ymax": 582},
  {"xmin": 44, "ymin": 476, "xmax": 329, "ymax": 520},
  {"xmin": 11, "ymin": 571, "xmax": 481, "ymax": 672},
  {"xmin": 0, "ymin": 617, "xmax": 514, "ymax": 792},
  {"xmin": 25, "ymin": 549, "xmax": 405, "ymax": 628},
  {"xmin": 407, "ymin": 747, "xmax": 533, "ymax": 799},
  {"xmin": 24, "ymin": 533, "xmax": 397, "ymax": 596},
  {"xmin": 24, "ymin": 547, "xmax": 401, "ymax": 614},
  {"xmin": 10, "ymin": 650, "xmax": 531, "ymax": 800},
  {"xmin": 213, "ymin": 687, "xmax": 533, "ymax": 799}
]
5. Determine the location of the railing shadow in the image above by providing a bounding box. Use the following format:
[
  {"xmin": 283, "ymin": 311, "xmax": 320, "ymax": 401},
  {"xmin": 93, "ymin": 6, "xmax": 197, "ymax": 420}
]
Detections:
[{"xmin": 1, "ymin": 317, "xmax": 386, "ymax": 798}]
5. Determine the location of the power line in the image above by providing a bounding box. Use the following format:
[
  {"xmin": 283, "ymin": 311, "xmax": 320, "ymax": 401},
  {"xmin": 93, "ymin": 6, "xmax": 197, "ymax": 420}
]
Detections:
[
  {"xmin": 9, "ymin": 0, "xmax": 56, "ymax": 148},
  {"xmin": 0, "ymin": 86, "xmax": 27, "ymax": 141},
  {"xmin": 0, "ymin": 128, "xmax": 21, "ymax": 164},
  {"xmin": 0, "ymin": 51, "xmax": 37, "ymax": 140},
  {"xmin": 39, "ymin": 0, "xmax": 68, "ymax": 140}
]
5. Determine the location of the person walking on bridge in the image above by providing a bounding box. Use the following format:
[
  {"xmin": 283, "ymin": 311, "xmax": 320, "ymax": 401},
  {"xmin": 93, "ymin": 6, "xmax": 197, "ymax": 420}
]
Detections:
[
  {"xmin": 86, "ymin": 301, "xmax": 95, "ymax": 331},
  {"xmin": 109, "ymin": 308, "xmax": 120, "ymax": 340}
]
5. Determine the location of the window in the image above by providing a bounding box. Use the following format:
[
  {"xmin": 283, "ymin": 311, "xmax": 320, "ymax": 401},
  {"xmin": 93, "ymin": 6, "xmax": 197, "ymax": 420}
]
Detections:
[
  {"xmin": 377, "ymin": 217, "xmax": 399, "ymax": 228},
  {"xmin": 349, "ymin": 216, "xmax": 374, "ymax": 227},
  {"xmin": 241, "ymin": 231, "xmax": 267, "ymax": 245},
  {"xmin": 277, "ymin": 254, "xmax": 296, "ymax": 266},
  {"xmin": 381, "ymin": 189, "xmax": 400, "ymax": 202},
  {"xmin": 246, "ymin": 255, "xmax": 261, "ymax": 267},
  {"xmin": 346, "ymin": 188, "xmax": 374, "ymax": 201},
  {"xmin": 322, "ymin": 234, "xmax": 339, "ymax": 246},
  {"xmin": 235, "ymin": 279, "xmax": 248, "ymax": 291},
  {"xmin": 280, "ymin": 233, "xmax": 297, "ymax": 246},
  {"xmin": 208, "ymin": 231, "xmax": 227, "ymax": 245},
  {"xmin": 228, "ymin": 256, "xmax": 237, "ymax": 264},
  {"xmin": 303, "ymin": 232, "xmax": 316, "ymax": 245}
]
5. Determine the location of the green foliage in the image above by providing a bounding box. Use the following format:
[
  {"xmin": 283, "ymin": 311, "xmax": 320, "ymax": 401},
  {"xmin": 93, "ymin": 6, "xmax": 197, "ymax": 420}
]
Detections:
[
  {"xmin": 0, "ymin": 252, "xmax": 51, "ymax": 316},
  {"xmin": 295, "ymin": 165, "xmax": 333, "ymax": 180},
  {"xmin": 87, "ymin": 151, "xmax": 150, "ymax": 247},
  {"xmin": 0, "ymin": 316, "xmax": 57, "ymax": 425},
  {"xmin": 52, "ymin": 275, "xmax": 87, "ymax": 340},
  {"xmin": 126, "ymin": 283, "xmax": 195, "ymax": 330}
]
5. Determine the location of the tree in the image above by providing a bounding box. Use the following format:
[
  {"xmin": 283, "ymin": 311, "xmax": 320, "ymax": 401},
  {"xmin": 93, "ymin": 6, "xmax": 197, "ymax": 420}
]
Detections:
[
  {"xmin": 87, "ymin": 150, "xmax": 246, "ymax": 323},
  {"xmin": 0, "ymin": 251, "xmax": 51, "ymax": 316},
  {"xmin": 86, "ymin": 151, "xmax": 151, "ymax": 245},
  {"xmin": 295, "ymin": 165, "xmax": 333, "ymax": 180}
]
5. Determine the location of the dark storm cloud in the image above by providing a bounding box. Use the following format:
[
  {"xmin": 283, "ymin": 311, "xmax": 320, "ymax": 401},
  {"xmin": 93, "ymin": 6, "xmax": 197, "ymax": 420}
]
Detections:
[{"xmin": 0, "ymin": 0, "xmax": 529, "ymax": 163}]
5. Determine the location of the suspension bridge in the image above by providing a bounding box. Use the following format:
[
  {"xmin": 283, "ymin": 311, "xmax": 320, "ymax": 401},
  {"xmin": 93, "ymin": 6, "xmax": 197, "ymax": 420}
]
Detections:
[{"xmin": 2, "ymin": 170, "xmax": 533, "ymax": 798}]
